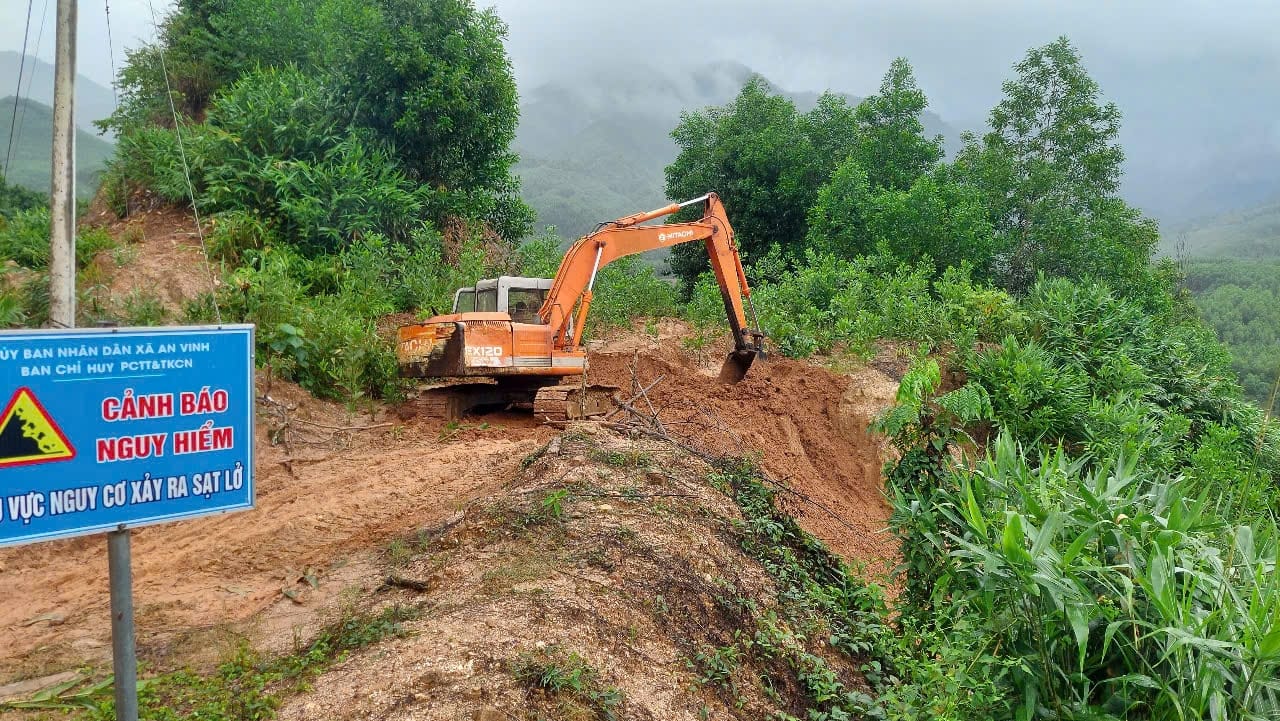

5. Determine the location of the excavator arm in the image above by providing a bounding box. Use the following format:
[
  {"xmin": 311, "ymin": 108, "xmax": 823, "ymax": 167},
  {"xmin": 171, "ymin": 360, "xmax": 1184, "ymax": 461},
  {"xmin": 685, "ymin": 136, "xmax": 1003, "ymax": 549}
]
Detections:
[{"xmin": 538, "ymin": 192, "xmax": 765, "ymax": 380}]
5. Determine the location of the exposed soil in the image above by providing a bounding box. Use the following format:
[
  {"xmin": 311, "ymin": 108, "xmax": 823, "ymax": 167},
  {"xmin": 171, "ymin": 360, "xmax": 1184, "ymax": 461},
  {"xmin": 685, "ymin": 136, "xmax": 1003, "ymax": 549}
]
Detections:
[
  {"xmin": 278, "ymin": 424, "xmax": 874, "ymax": 721},
  {"xmin": 587, "ymin": 326, "xmax": 899, "ymax": 571},
  {"xmin": 88, "ymin": 206, "xmax": 221, "ymax": 314},
  {"xmin": 0, "ymin": 326, "xmax": 898, "ymax": 703},
  {"xmin": 0, "ymin": 375, "xmax": 553, "ymax": 685},
  {"xmin": 2, "ymin": 204, "xmax": 902, "ymax": 714}
]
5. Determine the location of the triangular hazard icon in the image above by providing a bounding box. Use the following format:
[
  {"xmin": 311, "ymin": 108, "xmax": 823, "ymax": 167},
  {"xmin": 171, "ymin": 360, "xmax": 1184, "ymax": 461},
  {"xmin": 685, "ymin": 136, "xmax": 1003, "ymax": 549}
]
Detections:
[{"xmin": 0, "ymin": 387, "xmax": 76, "ymax": 469}]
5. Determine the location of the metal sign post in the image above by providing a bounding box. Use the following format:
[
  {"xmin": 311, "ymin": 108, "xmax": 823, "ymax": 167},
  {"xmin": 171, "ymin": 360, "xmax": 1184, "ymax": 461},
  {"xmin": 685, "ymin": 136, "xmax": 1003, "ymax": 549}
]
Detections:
[
  {"xmin": 0, "ymin": 326, "xmax": 255, "ymax": 718},
  {"xmin": 107, "ymin": 528, "xmax": 138, "ymax": 721}
]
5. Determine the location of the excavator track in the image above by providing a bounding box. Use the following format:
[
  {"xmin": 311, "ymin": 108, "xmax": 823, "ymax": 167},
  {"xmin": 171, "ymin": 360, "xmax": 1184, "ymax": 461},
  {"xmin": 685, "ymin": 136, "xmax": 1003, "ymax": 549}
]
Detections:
[
  {"xmin": 533, "ymin": 383, "xmax": 620, "ymax": 424},
  {"xmin": 410, "ymin": 383, "xmax": 514, "ymax": 422}
]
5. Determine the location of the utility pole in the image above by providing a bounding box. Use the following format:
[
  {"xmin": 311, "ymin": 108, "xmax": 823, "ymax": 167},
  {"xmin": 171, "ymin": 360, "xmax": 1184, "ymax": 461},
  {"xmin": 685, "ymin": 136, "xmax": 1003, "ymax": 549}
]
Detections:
[
  {"xmin": 49, "ymin": 0, "xmax": 76, "ymax": 329},
  {"xmin": 52, "ymin": 2, "xmax": 140, "ymax": 719}
]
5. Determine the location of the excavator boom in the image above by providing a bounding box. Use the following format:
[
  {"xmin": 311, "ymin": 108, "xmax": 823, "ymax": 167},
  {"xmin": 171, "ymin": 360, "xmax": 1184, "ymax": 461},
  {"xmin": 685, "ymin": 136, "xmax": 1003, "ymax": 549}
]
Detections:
[{"xmin": 539, "ymin": 192, "xmax": 763, "ymax": 379}]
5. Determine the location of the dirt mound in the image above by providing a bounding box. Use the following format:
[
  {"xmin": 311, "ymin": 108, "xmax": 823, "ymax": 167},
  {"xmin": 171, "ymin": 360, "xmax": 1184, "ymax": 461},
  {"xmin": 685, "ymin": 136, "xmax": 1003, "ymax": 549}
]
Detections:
[
  {"xmin": 279, "ymin": 424, "xmax": 875, "ymax": 720},
  {"xmin": 87, "ymin": 206, "xmax": 219, "ymax": 314},
  {"xmin": 587, "ymin": 330, "xmax": 899, "ymax": 570}
]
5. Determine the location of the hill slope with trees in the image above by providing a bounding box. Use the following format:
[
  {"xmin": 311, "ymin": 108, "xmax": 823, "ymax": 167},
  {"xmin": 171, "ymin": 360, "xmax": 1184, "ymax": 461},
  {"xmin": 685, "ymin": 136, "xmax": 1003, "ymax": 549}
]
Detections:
[
  {"xmin": 1, "ymin": 4, "xmax": 1276, "ymax": 717},
  {"xmin": 1, "ymin": 96, "xmax": 115, "ymax": 198},
  {"xmin": 512, "ymin": 61, "xmax": 957, "ymax": 240}
]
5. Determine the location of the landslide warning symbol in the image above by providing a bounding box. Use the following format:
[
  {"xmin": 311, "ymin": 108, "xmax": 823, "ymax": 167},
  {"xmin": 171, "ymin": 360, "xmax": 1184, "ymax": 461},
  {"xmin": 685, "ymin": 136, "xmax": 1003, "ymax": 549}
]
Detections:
[{"xmin": 0, "ymin": 387, "xmax": 75, "ymax": 469}]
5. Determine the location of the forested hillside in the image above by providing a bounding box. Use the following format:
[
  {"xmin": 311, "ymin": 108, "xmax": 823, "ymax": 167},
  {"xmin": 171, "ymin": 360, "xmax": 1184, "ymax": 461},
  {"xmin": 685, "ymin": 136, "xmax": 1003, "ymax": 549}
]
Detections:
[
  {"xmin": 1166, "ymin": 198, "xmax": 1280, "ymax": 259},
  {"xmin": 513, "ymin": 61, "xmax": 956, "ymax": 240},
  {"xmin": 0, "ymin": 51, "xmax": 118, "ymax": 132},
  {"xmin": 667, "ymin": 39, "xmax": 1280, "ymax": 718},
  {"xmin": 1, "ymin": 2, "xmax": 1277, "ymax": 718},
  {"xmin": 0, "ymin": 96, "xmax": 115, "ymax": 198},
  {"xmin": 1185, "ymin": 259, "xmax": 1280, "ymax": 413}
]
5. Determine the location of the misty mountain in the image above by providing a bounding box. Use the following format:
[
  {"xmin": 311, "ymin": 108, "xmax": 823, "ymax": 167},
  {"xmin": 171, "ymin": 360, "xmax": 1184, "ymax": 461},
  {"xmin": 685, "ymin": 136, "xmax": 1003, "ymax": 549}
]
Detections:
[
  {"xmin": 0, "ymin": 96, "xmax": 115, "ymax": 198},
  {"xmin": 1163, "ymin": 198, "xmax": 1280, "ymax": 260},
  {"xmin": 0, "ymin": 52, "xmax": 118, "ymax": 134},
  {"xmin": 513, "ymin": 61, "xmax": 958, "ymax": 240}
]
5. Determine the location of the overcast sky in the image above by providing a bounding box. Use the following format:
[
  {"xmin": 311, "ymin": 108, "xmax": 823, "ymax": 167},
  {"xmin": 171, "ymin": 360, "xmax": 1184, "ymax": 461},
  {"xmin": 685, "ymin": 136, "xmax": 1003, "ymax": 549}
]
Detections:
[
  {"xmin": 3, "ymin": 0, "xmax": 1278, "ymax": 219},
  {"xmin": 2, "ymin": 1, "xmax": 1275, "ymax": 121}
]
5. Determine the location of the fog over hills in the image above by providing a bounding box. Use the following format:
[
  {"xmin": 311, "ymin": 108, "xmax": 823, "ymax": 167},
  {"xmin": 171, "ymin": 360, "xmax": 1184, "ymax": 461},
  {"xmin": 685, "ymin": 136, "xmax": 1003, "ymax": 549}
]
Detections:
[
  {"xmin": 0, "ymin": 51, "xmax": 118, "ymax": 134},
  {"xmin": 3, "ymin": 0, "xmax": 1278, "ymax": 255},
  {"xmin": 488, "ymin": 0, "xmax": 1280, "ymax": 251},
  {"xmin": 514, "ymin": 61, "xmax": 957, "ymax": 239}
]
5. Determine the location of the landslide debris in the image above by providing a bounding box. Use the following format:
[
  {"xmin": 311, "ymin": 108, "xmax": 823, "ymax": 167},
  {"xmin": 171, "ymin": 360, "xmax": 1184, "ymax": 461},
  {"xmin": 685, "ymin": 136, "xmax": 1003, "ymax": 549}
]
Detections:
[
  {"xmin": 587, "ymin": 334, "xmax": 899, "ymax": 570},
  {"xmin": 279, "ymin": 422, "xmax": 888, "ymax": 720}
]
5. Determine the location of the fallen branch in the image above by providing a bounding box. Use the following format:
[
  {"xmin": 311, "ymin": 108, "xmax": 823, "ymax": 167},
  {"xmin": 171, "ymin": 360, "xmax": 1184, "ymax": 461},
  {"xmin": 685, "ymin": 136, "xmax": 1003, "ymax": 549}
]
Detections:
[
  {"xmin": 380, "ymin": 575, "xmax": 431, "ymax": 593},
  {"xmin": 604, "ymin": 376, "xmax": 665, "ymax": 421}
]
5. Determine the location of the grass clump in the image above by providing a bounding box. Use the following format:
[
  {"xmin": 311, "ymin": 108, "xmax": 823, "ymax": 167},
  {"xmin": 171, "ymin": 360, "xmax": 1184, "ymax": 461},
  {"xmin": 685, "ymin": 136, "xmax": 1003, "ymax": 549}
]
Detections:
[
  {"xmin": 0, "ymin": 605, "xmax": 417, "ymax": 719},
  {"xmin": 510, "ymin": 646, "xmax": 624, "ymax": 721}
]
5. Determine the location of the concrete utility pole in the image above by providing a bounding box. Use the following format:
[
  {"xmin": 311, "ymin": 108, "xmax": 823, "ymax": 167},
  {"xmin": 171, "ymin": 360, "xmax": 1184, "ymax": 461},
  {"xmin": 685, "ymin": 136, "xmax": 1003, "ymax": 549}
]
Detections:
[{"xmin": 48, "ymin": 0, "xmax": 77, "ymax": 329}]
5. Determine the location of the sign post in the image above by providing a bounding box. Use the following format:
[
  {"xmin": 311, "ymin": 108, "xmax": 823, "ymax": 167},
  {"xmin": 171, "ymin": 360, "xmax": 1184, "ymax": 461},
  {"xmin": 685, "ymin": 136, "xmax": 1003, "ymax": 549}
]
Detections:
[
  {"xmin": 0, "ymin": 325, "xmax": 255, "ymax": 718},
  {"xmin": 108, "ymin": 527, "xmax": 137, "ymax": 721}
]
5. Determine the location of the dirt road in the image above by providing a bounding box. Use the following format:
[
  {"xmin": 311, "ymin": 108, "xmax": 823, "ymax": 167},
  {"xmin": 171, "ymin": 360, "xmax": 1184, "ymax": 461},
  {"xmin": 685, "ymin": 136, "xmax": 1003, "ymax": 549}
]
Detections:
[{"xmin": 0, "ymin": 328, "xmax": 899, "ymax": 688}]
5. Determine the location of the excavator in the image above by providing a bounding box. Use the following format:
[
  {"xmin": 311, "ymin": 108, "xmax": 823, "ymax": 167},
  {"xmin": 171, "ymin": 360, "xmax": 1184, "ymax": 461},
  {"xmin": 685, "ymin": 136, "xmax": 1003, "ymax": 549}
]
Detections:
[{"xmin": 396, "ymin": 192, "xmax": 765, "ymax": 422}]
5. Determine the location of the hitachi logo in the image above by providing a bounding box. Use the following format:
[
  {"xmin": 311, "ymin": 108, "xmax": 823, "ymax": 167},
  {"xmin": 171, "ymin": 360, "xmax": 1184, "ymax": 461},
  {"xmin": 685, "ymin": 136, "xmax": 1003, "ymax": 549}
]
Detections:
[{"xmin": 658, "ymin": 230, "xmax": 695, "ymax": 243}]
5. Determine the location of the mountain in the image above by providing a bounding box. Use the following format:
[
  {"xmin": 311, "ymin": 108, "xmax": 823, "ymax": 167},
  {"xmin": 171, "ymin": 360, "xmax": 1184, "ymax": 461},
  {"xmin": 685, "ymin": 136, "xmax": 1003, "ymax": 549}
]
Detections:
[
  {"xmin": 513, "ymin": 61, "xmax": 959, "ymax": 241},
  {"xmin": 0, "ymin": 96, "xmax": 115, "ymax": 199},
  {"xmin": 0, "ymin": 51, "xmax": 118, "ymax": 133},
  {"xmin": 1163, "ymin": 198, "xmax": 1280, "ymax": 259}
]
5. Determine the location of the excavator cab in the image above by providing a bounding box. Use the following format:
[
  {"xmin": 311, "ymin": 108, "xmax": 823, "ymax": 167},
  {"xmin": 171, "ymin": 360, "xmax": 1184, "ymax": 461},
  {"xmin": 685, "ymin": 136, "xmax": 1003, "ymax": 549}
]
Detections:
[{"xmin": 453, "ymin": 277, "xmax": 553, "ymax": 322}]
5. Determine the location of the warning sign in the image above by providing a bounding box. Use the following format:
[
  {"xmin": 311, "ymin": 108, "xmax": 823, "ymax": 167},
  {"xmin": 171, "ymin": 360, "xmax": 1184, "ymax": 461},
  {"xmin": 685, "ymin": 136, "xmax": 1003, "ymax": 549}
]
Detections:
[{"xmin": 0, "ymin": 387, "xmax": 75, "ymax": 468}]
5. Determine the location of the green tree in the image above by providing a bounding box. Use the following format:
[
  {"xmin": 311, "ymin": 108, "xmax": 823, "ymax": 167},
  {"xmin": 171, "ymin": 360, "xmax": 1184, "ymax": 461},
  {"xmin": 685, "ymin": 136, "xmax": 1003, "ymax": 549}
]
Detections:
[
  {"xmin": 106, "ymin": 0, "xmax": 532, "ymax": 242},
  {"xmin": 799, "ymin": 91, "xmax": 861, "ymax": 181},
  {"xmin": 664, "ymin": 77, "xmax": 821, "ymax": 286},
  {"xmin": 800, "ymin": 59, "xmax": 947, "ymax": 264},
  {"xmin": 849, "ymin": 58, "xmax": 944, "ymax": 192},
  {"xmin": 0, "ymin": 176, "xmax": 44, "ymax": 219},
  {"xmin": 864, "ymin": 169, "xmax": 997, "ymax": 276},
  {"xmin": 955, "ymin": 37, "xmax": 1158, "ymax": 293},
  {"xmin": 805, "ymin": 157, "xmax": 871, "ymax": 258},
  {"xmin": 342, "ymin": 0, "xmax": 531, "ymax": 240}
]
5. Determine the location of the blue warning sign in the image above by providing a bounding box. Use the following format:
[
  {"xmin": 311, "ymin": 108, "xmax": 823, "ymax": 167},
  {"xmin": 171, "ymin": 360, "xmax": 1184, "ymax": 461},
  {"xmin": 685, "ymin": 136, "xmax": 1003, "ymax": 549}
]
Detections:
[{"xmin": 0, "ymin": 325, "xmax": 255, "ymax": 547}]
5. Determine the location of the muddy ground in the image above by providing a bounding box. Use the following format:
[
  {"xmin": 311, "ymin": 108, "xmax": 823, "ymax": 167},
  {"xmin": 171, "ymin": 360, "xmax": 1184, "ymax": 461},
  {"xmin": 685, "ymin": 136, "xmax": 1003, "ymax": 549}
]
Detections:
[{"xmin": 0, "ymin": 326, "xmax": 899, "ymax": 696}]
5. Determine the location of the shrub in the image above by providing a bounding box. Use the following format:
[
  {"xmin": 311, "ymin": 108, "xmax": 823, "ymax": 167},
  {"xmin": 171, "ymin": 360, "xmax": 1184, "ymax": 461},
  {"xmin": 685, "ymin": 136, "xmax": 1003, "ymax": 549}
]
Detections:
[
  {"xmin": 587, "ymin": 257, "xmax": 677, "ymax": 332},
  {"xmin": 687, "ymin": 249, "xmax": 1017, "ymax": 359},
  {"xmin": 198, "ymin": 68, "xmax": 427, "ymax": 254},
  {"xmin": 101, "ymin": 126, "xmax": 202, "ymax": 213},
  {"xmin": 939, "ymin": 436, "xmax": 1280, "ymax": 721},
  {"xmin": 967, "ymin": 337, "xmax": 1090, "ymax": 444},
  {"xmin": 0, "ymin": 208, "xmax": 119, "ymax": 271},
  {"xmin": 0, "ymin": 207, "xmax": 50, "ymax": 268}
]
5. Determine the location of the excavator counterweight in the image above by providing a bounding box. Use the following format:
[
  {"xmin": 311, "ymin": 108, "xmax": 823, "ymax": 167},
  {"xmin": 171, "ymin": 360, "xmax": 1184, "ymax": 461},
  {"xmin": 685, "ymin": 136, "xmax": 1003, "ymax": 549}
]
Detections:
[{"xmin": 396, "ymin": 193, "xmax": 764, "ymax": 421}]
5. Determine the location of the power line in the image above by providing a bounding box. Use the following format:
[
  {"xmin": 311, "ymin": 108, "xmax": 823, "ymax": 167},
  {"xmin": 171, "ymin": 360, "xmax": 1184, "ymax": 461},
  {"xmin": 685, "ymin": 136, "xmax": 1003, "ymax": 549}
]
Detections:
[
  {"xmin": 13, "ymin": 0, "xmax": 53, "ymax": 164},
  {"xmin": 3, "ymin": 0, "xmax": 37, "ymax": 181},
  {"xmin": 144, "ymin": 0, "xmax": 223, "ymax": 324},
  {"xmin": 105, "ymin": 0, "xmax": 118, "ymax": 103}
]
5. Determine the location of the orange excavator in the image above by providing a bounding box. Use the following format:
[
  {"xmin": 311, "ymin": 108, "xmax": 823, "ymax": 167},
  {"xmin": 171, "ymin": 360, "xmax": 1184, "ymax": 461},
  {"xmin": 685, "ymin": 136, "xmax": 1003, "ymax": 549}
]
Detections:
[{"xmin": 396, "ymin": 192, "xmax": 765, "ymax": 421}]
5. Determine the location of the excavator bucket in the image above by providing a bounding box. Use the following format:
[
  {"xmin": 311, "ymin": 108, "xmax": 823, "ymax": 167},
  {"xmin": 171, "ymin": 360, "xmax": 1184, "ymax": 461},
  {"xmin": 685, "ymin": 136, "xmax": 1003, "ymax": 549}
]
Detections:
[{"xmin": 718, "ymin": 349, "xmax": 758, "ymax": 384}]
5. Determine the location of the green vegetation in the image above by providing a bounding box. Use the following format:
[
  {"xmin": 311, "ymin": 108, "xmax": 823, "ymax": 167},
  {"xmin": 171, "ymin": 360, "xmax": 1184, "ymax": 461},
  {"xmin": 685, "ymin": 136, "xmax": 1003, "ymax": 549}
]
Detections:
[
  {"xmin": 0, "ymin": 604, "xmax": 415, "ymax": 718},
  {"xmin": 0, "ymin": 0, "xmax": 685, "ymax": 402},
  {"xmin": 674, "ymin": 35, "xmax": 1280, "ymax": 720},
  {"xmin": 666, "ymin": 39, "xmax": 1166, "ymax": 300},
  {"xmin": 1165, "ymin": 200, "xmax": 1280, "ymax": 259},
  {"xmin": 1185, "ymin": 259, "xmax": 1280, "ymax": 414},
  {"xmin": 79, "ymin": 0, "xmax": 542, "ymax": 399},
  {"xmin": 0, "ymin": 174, "xmax": 44, "ymax": 218},
  {"xmin": 0, "ymin": 96, "xmax": 115, "ymax": 199},
  {"xmin": 510, "ymin": 646, "xmax": 625, "ymax": 719},
  {"xmin": 868, "ymin": 280, "xmax": 1280, "ymax": 718},
  {"xmin": 1, "ymin": 205, "xmax": 121, "ymax": 328}
]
